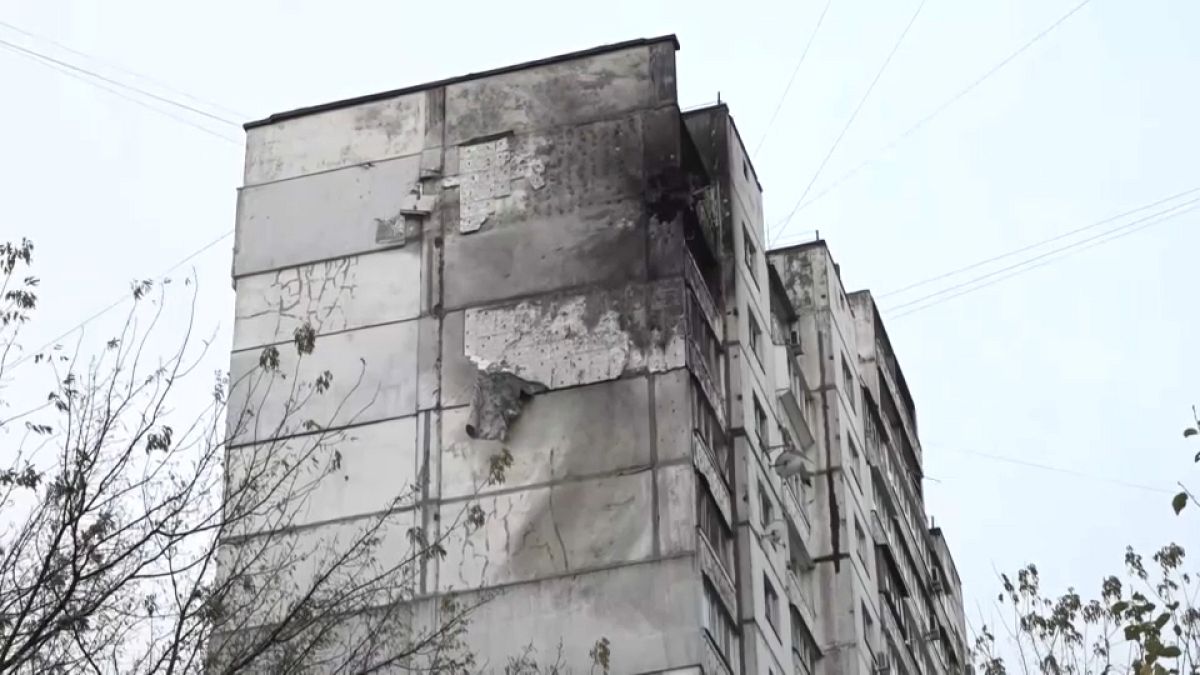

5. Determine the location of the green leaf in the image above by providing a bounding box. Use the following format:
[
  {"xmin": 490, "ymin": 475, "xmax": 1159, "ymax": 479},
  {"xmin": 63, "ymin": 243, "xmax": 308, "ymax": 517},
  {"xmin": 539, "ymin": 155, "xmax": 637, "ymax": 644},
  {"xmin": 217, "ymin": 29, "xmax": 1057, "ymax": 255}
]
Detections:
[
  {"xmin": 1155, "ymin": 612, "xmax": 1171, "ymax": 629},
  {"xmin": 1172, "ymin": 492, "xmax": 1188, "ymax": 515},
  {"xmin": 1112, "ymin": 601, "xmax": 1130, "ymax": 614},
  {"xmin": 1185, "ymin": 428, "xmax": 1198, "ymax": 438},
  {"xmin": 1160, "ymin": 645, "xmax": 1181, "ymax": 658}
]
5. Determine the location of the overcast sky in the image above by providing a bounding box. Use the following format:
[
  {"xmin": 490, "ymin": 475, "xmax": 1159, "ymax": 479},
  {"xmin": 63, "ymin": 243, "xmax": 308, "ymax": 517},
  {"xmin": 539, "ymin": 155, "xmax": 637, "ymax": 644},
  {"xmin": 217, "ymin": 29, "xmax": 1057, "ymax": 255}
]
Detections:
[{"xmin": 2, "ymin": 0, "xmax": 1198, "ymax": 653}]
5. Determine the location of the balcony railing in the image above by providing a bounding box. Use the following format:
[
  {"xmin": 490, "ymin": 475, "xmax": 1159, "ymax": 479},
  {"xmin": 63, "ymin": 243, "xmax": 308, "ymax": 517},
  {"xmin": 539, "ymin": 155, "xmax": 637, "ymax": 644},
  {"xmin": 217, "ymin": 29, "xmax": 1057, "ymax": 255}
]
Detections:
[{"xmin": 774, "ymin": 345, "xmax": 815, "ymax": 452}]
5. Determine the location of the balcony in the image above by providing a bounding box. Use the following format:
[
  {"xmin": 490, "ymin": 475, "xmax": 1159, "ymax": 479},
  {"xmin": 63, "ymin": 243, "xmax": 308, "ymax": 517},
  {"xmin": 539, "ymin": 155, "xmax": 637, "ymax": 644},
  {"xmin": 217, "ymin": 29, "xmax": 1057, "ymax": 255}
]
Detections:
[{"xmin": 774, "ymin": 344, "xmax": 815, "ymax": 452}]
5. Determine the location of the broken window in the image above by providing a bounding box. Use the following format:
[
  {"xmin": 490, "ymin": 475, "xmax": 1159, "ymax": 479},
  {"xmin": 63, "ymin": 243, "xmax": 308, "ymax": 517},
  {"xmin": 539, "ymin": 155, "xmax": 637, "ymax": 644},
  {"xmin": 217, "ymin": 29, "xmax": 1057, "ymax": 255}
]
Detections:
[{"xmin": 698, "ymin": 477, "xmax": 733, "ymax": 572}]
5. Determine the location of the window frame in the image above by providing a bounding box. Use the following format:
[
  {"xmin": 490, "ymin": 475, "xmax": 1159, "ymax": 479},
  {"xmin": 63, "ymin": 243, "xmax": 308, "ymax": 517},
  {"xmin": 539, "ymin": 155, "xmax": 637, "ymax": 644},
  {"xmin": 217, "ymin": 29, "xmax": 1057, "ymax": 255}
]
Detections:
[{"xmin": 764, "ymin": 573, "xmax": 781, "ymax": 636}]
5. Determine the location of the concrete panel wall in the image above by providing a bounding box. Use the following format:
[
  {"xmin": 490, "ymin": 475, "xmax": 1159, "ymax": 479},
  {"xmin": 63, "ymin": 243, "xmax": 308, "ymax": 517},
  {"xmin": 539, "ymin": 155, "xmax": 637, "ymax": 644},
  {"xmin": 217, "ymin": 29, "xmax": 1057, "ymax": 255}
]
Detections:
[
  {"xmin": 227, "ymin": 320, "xmax": 421, "ymax": 445},
  {"xmin": 232, "ymin": 247, "xmax": 423, "ymax": 350},
  {"xmin": 226, "ymin": 37, "xmax": 712, "ymax": 672},
  {"xmin": 235, "ymin": 155, "xmax": 424, "ymax": 276},
  {"xmin": 244, "ymin": 92, "xmax": 426, "ymax": 185},
  {"xmin": 437, "ymin": 471, "xmax": 655, "ymax": 591},
  {"xmin": 438, "ymin": 558, "xmax": 702, "ymax": 674},
  {"xmin": 462, "ymin": 280, "xmax": 686, "ymax": 389},
  {"xmin": 444, "ymin": 48, "xmax": 658, "ymax": 145},
  {"xmin": 439, "ymin": 377, "xmax": 653, "ymax": 499},
  {"xmin": 226, "ymin": 415, "xmax": 423, "ymax": 536}
]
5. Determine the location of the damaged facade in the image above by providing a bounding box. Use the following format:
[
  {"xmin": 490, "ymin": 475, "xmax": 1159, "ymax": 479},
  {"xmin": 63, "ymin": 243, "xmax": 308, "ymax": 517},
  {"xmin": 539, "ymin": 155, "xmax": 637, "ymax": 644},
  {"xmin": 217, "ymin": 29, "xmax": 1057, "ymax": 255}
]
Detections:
[{"xmin": 225, "ymin": 34, "xmax": 968, "ymax": 674}]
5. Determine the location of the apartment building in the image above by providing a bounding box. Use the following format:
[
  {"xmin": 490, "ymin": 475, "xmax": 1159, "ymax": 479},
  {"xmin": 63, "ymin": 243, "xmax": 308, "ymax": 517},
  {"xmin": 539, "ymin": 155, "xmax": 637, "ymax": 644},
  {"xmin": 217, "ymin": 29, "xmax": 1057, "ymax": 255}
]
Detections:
[{"xmin": 224, "ymin": 34, "xmax": 967, "ymax": 674}]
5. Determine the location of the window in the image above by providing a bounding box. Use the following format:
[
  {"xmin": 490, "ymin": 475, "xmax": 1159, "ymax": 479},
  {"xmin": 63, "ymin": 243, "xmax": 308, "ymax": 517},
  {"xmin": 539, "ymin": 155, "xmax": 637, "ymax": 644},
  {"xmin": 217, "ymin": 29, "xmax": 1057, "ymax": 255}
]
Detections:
[
  {"xmin": 692, "ymin": 379, "xmax": 728, "ymax": 479},
  {"xmin": 743, "ymin": 226, "xmax": 758, "ymax": 284},
  {"xmin": 759, "ymin": 481, "xmax": 774, "ymax": 529},
  {"xmin": 753, "ymin": 394, "xmax": 769, "ymax": 451},
  {"xmin": 842, "ymin": 356, "xmax": 856, "ymax": 412},
  {"xmin": 848, "ymin": 436, "xmax": 861, "ymax": 487},
  {"xmin": 764, "ymin": 574, "xmax": 780, "ymax": 635},
  {"xmin": 862, "ymin": 602, "xmax": 875, "ymax": 654},
  {"xmin": 791, "ymin": 605, "xmax": 817, "ymax": 673},
  {"xmin": 688, "ymin": 293, "xmax": 722, "ymax": 382},
  {"xmin": 698, "ymin": 478, "xmax": 734, "ymax": 572},
  {"xmin": 748, "ymin": 310, "xmax": 763, "ymax": 363},
  {"xmin": 854, "ymin": 517, "xmax": 867, "ymax": 564},
  {"xmin": 702, "ymin": 582, "xmax": 737, "ymax": 662}
]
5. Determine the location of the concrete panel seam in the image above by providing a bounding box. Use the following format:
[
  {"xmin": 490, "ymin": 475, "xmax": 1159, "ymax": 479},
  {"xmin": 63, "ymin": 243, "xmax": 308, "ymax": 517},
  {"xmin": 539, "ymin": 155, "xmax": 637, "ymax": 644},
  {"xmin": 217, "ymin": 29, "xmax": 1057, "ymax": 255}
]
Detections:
[
  {"xmin": 228, "ymin": 314, "xmax": 424, "ymax": 355},
  {"xmin": 232, "ymin": 242, "xmax": 415, "ymax": 283}
]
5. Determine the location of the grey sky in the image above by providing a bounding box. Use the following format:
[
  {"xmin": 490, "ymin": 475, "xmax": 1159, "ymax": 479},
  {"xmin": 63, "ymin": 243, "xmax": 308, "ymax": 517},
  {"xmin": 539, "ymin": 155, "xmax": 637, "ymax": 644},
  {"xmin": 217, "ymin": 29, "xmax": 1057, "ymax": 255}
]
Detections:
[{"xmin": 2, "ymin": 0, "xmax": 1197, "ymax": 650}]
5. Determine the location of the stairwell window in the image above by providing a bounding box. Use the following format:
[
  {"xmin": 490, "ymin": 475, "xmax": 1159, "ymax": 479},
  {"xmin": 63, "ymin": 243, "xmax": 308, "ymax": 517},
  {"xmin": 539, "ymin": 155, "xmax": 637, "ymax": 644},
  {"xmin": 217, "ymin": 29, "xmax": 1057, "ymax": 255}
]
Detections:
[
  {"xmin": 842, "ymin": 355, "xmax": 856, "ymax": 412},
  {"xmin": 744, "ymin": 225, "xmax": 759, "ymax": 286},
  {"xmin": 759, "ymin": 481, "xmax": 774, "ymax": 529},
  {"xmin": 753, "ymin": 394, "xmax": 769, "ymax": 452},
  {"xmin": 748, "ymin": 311, "xmax": 763, "ymax": 364},
  {"xmin": 764, "ymin": 574, "xmax": 781, "ymax": 635}
]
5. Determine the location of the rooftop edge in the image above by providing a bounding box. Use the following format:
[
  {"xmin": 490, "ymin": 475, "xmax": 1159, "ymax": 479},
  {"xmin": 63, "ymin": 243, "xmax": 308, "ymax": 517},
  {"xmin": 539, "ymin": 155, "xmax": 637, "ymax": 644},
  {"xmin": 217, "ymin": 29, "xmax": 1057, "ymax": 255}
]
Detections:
[{"xmin": 244, "ymin": 34, "xmax": 680, "ymax": 131}]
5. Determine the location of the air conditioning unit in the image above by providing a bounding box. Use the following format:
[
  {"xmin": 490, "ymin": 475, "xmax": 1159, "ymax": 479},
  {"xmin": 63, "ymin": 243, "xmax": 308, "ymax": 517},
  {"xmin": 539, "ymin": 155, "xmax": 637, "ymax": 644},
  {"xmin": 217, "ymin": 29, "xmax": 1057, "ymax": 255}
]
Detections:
[{"xmin": 873, "ymin": 653, "xmax": 892, "ymax": 674}]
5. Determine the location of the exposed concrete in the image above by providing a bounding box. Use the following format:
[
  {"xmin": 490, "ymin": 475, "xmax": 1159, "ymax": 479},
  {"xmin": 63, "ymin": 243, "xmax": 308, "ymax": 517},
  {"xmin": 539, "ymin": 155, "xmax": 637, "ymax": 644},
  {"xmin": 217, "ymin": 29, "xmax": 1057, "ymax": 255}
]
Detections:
[
  {"xmin": 464, "ymin": 368, "xmax": 546, "ymax": 441},
  {"xmin": 462, "ymin": 280, "xmax": 685, "ymax": 390}
]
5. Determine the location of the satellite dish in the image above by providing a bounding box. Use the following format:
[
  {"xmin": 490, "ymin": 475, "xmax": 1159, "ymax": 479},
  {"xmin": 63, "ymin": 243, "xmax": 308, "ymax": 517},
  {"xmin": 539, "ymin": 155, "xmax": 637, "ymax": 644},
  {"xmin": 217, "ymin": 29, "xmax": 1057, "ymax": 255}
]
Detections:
[{"xmin": 773, "ymin": 449, "xmax": 810, "ymax": 481}]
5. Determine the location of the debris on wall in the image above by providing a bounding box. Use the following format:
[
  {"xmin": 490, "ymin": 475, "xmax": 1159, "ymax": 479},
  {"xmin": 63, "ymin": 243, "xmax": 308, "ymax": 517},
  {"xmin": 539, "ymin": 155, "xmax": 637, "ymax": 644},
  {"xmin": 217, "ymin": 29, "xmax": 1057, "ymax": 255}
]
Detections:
[
  {"xmin": 453, "ymin": 137, "xmax": 513, "ymax": 233},
  {"xmin": 465, "ymin": 368, "xmax": 547, "ymax": 441},
  {"xmin": 462, "ymin": 281, "xmax": 686, "ymax": 391},
  {"xmin": 445, "ymin": 135, "xmax": 551, "ymax": 233}
]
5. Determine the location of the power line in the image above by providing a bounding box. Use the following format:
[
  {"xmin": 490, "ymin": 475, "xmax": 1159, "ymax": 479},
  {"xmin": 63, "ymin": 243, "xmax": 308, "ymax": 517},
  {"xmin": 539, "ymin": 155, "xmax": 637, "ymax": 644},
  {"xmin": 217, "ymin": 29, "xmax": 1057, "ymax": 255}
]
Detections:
[
  {"xmin": 0, "ymin": 20, "xmax": 247, "ymax": 120},
  {"xmin": 769, "ymin": 0, "xmax": 928, "ymax": 247},
  {"xmin": 1, "ymin": 27, "xmax": 243, "ymax": 369},
  {"xmin": 10, "ymin": 229, "xmax": 235, "ymax": 370},
  {"xmin": 0, "ymin": 41, "xmax": 241, "ymax": 145},
  {"xmin": 889, "ymin": 198, "xmax": 1199, "ymax": 319},
  {"xmin": 781, "ymin": 0, "xmax": 1095, "ymax": 221},
  {"xmin": 931, "ymin": 444, "xmax": 1174, "ymax": 495},
  {"xmin": 881, "ymin": 185, "xmax": 1200, "ymax": 299},
  {"xmin": 751, "ymin": 0, "xmax": 835, "ymax": 159},
  {"xmin": 0, "ymin": 36, "xmax": 240, "ymax": 129}
]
